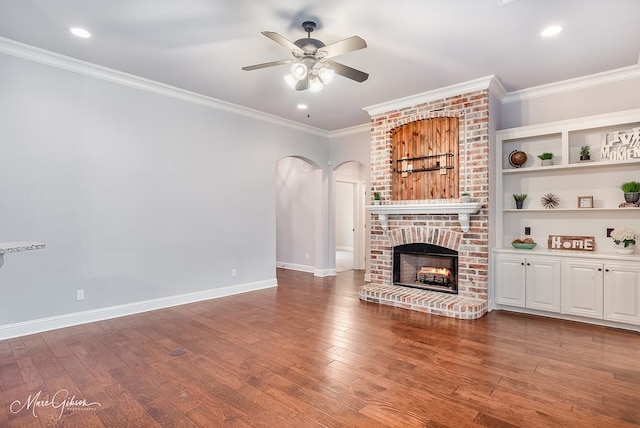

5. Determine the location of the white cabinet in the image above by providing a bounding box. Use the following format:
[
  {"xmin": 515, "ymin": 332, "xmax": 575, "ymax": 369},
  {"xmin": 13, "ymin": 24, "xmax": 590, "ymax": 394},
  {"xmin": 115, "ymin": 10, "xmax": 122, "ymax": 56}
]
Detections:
[
  {"xmin": 561, "ymin": 259, "xmax": 640, "ymax": 324},
  {"xmin": 561, "ymin": 260, "xmax": 604, "ymax": 319},
  {"xmin": 495, "ymin": 255, "xmax": 525, "ymax": 307},
  {"xmin": 493, "ymin": 250, "xmax": 640, "ymax": 328},
  {"xmin": 526, "ymin": 258, "xmax": 562, "ymax": 312},
  {"xmin": 495, "ymin": 254, "xmax": 560, "ymax": 312},
  {"xmin": 603, "ymin": 262, "xmax": 640, "ymax": 324}
]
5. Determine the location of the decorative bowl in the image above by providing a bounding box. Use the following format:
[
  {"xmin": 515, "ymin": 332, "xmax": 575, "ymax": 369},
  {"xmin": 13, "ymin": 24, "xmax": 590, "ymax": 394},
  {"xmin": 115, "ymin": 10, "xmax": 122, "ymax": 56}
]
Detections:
[{"xmin": 512, "ymin": 242, "xmax": 537, "ymax": 249}]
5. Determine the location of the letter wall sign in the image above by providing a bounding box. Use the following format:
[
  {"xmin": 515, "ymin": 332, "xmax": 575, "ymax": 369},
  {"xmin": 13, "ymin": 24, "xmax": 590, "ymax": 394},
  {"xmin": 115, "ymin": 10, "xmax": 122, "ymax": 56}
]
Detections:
[
  {"xmin": 600, "ymin": 127, "xmax": 640, "ymax": 161},
  {"xmin": 548, "ymin": 235, "xmax": 595, "ymax": 252}
]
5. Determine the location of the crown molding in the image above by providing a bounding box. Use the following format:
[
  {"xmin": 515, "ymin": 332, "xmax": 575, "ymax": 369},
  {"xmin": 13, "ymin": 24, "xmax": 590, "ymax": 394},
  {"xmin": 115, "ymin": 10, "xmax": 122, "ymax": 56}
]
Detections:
[
  {"xmin": 329, "ymin": 123, "xmax": 370, "ymax": 138},
  {"xmin": 363, "ymin": 75, "xmax": 501, "ymax": 117},
  {"xmin": 503, "ymin": 64, "xmax": 640, "ymax": 104},
  {"xmin": 0, "ymin": 37, "xmax": 330, "ymax": 138}
]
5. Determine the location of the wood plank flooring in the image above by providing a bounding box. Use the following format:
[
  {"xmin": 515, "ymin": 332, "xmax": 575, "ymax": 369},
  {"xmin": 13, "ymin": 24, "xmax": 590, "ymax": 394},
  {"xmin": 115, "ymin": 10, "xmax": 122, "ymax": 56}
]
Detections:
[{"xmin": 1, "ymin": 268, "xmax": 639, "ymax": 427}]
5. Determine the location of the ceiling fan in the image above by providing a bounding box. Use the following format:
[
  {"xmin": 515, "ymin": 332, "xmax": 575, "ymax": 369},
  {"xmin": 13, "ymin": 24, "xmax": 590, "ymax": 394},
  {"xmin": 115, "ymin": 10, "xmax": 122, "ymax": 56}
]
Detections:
[{"xmin": 242, "ymin": 21, "xmax": 368, "ymax": 92}]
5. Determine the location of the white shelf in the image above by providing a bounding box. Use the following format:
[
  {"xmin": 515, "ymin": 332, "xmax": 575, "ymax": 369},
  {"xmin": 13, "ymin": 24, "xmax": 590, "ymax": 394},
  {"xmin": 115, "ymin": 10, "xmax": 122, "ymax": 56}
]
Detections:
[
  {"xmin": 504, "ymin": 208, "xmax": 640, "ymax": 213},
  {"xmin": 502, "ymin": 158, "xmax": 640, "ymax": 174},
  {"xmin": 494, "ymin": 247, "xmax": 640, "ymax": 262},
  {"xmin": 366, "ymin": 202, "xmax": 482, "ymax": 232}
]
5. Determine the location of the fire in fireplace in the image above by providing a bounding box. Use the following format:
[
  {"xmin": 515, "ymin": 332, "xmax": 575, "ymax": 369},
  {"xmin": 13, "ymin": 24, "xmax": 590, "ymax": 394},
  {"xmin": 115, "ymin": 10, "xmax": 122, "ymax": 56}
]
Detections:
[{"xmin": 393, "ymin": 243, "xmax": 458, "ymax": 294}]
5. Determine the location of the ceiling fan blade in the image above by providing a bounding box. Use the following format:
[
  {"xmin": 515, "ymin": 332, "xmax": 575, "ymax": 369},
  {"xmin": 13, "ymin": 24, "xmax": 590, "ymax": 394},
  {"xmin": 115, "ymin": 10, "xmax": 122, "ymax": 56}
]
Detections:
[
  {"xmin": 242, "ymin": 59, "xmax": 293, "ymax": 71},
  {"xmin": 319, "ymin": 36, "xmax": 367, "ymax": 58},
  {"xmin": 261, "ymin": 31, "xmax": 304, "ymax": 55},
  {"xmin": 325, "ymin": 60, "xmax": 369, "ymax": 83}
]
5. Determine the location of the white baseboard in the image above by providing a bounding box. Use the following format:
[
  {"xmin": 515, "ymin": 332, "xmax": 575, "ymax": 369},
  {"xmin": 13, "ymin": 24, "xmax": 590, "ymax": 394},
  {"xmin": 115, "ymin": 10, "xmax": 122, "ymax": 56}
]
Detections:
[
  {"xmin": 0, "ymin": 279, "xmax": 277, "ymax": 340},
  {"xmin": 314, "ymin": 268, "xmax": 336, "ymax": 277},
  {"xmin": 276, "ymin": 261, "xmax": 315, "ymax": 273}
]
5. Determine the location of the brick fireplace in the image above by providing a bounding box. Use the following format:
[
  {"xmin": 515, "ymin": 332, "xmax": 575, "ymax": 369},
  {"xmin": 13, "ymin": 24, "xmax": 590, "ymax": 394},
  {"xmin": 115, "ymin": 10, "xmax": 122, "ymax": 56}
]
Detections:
[{"xmin": 360, "ymin": 79, "xmax": 494, "ymax": 319}]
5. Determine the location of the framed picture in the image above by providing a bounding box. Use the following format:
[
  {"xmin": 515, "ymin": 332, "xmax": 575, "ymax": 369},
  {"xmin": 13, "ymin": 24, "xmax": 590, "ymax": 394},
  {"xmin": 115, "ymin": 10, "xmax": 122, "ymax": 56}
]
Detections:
[{"xmin": 578, "ymin": 196, "xmax": 593, "ymax": 209}]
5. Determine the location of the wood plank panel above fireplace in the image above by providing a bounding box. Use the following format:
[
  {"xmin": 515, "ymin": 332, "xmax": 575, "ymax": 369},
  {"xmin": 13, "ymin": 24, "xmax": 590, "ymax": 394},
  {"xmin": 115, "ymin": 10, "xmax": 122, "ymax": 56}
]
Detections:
[{"xmin": 391, "ymin": 117, "xmax": 459, "ymax": 200}]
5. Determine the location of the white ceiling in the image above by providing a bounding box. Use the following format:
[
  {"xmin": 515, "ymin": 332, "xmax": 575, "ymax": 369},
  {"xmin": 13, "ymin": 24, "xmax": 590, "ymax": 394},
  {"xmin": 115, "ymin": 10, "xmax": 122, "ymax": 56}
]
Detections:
[{"xmin": 0, "ymin": 0, "xmax": 638, "ymax": 131}]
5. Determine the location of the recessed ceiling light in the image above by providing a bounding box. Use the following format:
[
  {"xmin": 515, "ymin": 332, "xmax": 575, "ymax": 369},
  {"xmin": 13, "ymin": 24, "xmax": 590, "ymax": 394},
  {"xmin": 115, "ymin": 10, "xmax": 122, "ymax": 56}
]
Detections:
[
  {"xmin": 68, "ymin": 27, "xmax": 91, "ymax": 38},
  {"xmin": 297, "ymin": 103, "xmax": 308, "ymax": 110},
  {"xmin": 541, "ymin": 25, "xmax": 563, "ymax": 37}
]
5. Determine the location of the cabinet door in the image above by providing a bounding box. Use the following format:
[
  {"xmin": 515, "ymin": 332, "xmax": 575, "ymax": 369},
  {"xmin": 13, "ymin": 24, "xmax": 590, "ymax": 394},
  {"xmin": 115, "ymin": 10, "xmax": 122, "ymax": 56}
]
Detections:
[
  {"xmin": 495, "ymin": 255, "xmax": 526, "ymax": 307},
  {"xmin": 526, "ymin": 258, "xmax": 561, "ymax": 312},
  {"xmin": 561, "ymin": 260, "xmax": 603, "ymax": 319},
  {"xmin": 604, "ymin": 263, "xmax": 640, "ymax": 325}
]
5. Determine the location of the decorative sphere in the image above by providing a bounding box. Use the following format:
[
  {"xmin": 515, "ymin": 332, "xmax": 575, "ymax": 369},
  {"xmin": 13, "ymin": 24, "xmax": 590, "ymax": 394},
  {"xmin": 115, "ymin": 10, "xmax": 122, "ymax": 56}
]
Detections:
[{"xmin": 509, "ymin": 150, "xmax": 527, "ymax": 167}]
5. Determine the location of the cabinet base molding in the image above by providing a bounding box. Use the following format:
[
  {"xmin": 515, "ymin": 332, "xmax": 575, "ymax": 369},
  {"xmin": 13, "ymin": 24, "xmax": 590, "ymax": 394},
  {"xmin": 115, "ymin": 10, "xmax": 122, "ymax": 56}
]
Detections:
[{"xmin": 489, "ymin": 305, "xmax": 640, "ymax": 333}]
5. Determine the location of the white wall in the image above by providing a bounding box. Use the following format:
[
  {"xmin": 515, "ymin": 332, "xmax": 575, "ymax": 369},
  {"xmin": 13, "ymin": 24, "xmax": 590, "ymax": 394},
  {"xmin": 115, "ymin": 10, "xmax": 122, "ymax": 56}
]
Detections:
[
  {"xmin": 275, "ymin": 157, "xmax": 321, "ymax": 272},
  {"xmin": 501, "ymin": 66, "xmax": 640, "ymax": 129},
  {"xmin": 0, "ymin": 47, "xmax": 330, "ymax": 335}
]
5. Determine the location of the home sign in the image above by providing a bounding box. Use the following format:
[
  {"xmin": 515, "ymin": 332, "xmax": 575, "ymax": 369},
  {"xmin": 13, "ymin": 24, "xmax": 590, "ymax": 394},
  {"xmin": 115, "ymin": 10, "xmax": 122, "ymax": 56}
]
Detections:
[
  {"xmin": 600, "ymin": 127, "xmax": 640, "ymax": 161},
  {"xmin": 548, "ymin": 235, "xmax": 595, "ymax": 252}
]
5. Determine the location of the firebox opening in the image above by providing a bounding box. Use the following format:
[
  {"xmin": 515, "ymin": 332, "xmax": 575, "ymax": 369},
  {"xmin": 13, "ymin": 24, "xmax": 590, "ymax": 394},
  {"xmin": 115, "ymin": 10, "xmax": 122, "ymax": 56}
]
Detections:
[{"xmin": 393, "ymin": 243, "xmax": 458, "ymax": 294}]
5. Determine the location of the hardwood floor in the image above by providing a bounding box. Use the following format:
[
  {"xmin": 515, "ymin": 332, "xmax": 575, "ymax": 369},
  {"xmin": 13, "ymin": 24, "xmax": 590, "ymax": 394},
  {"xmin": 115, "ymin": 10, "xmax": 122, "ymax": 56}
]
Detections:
[{"xmin": 1, "ymin": 269, "xmax": 639, "ymax": 427}]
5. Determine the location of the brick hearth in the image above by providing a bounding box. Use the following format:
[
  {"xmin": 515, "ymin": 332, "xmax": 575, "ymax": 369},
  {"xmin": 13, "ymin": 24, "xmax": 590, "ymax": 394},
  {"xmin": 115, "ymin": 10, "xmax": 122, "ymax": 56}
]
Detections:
[
  {"xmin": 363, "ymin": 82, "xmax": 492, "ymax": 319},
  {"xmin": 359, "ymin": 284, "xmax": 487, "ymax": 320}
]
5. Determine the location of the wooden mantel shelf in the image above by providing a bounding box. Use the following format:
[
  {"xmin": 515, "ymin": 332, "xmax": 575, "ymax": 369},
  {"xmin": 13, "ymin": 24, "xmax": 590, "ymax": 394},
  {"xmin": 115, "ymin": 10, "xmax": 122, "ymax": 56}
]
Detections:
[
  {"xmin": 366, "ymin": 202, "xmax": 482, "ymax": 232},
  {"xmin": 0, "ymin": 242, "xmax": 45, "ymax": 269}
]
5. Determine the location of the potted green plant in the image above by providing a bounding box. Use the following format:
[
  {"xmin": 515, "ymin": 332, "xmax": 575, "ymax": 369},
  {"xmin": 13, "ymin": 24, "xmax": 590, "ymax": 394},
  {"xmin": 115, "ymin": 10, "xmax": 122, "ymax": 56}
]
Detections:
[
  {"xmin": 579, "ymin": 145, "xmax": 591, "ymax": 161},
  {"xmin": 373, "ymin": 191, "xmax": 381, "ymax": 205},
  {"xmin": 513, "ymin": 193, "xmax": 527, "ymax": 209},
  {"xmin": 621, "ymin": 181, "xmax": 640, "ymax": 203},
  {"xmin": 460, "ymin": 192, "xmax": 471, "ymax": 203},
  {"xmin": 538, "ymin": 152, "xmax": 554, "ymax": 166}
]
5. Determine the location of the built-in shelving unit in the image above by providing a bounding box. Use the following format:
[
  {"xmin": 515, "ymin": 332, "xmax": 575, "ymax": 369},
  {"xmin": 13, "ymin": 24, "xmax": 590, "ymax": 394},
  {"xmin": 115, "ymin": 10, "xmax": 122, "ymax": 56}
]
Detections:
[
  {"xmin": 491, "ymin": 108, "xmax": 640, "ymax": 331},
  {"xmin": 495, "ymin": 108, "xmax": 640, "ymax": 250}
]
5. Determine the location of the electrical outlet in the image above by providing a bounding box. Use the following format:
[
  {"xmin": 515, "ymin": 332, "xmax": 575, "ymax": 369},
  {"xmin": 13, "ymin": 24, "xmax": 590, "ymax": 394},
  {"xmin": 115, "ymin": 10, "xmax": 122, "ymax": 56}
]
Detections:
[
  {"xmin": 76, "ymin": 289, "xmax": 85, "ymax": 301},
  {"xmin": 231, "ymin": 269, "xmax": 237, "ymax": 277},
  {"xmin": 606, "ymin": 228, "xmax": 614, "ymax": 237}
]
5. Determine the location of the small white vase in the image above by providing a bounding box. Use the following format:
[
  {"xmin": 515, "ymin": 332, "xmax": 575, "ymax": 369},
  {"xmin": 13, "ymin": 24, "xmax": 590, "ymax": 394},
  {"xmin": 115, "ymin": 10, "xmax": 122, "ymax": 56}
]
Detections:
[{"xmin": 615, "ymin": 242, "xmax": 635, "ymax": 254}]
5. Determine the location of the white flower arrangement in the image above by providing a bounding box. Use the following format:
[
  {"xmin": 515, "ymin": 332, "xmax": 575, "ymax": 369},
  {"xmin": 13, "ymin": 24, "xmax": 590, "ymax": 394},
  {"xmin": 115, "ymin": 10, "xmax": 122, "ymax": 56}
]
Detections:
[{"xmin": 611, "ymin": 227, "xmax": 636, "ymax": 248}]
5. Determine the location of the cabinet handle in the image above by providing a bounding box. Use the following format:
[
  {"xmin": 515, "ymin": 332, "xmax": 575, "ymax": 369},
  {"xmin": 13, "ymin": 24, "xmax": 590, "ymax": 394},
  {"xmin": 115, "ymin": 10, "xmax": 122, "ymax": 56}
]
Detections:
[
  {"xmin": 526, "ymin": 263, "xmax": 531, "ymax": 266},
  {"xmin": 598, "ymin": 268, "xmax": 602, "ymax": 271},
  {"xmin": 605, "ymin": 269, "xmax": 610, "ymax": 272},
  {"xmin": 521, "ymin": 262, "xmax": 525, "ymax": 266}
]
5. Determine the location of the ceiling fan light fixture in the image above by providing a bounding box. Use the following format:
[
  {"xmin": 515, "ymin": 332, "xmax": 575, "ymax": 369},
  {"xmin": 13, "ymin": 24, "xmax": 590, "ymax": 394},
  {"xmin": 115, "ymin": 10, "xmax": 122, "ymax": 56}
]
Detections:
[
  {"xmin": 317, "ymin": 65, "xmax": 335, "ymax": 85},
  {"xmin": 309, "ymin": 75, "xmax": 324, "ymax": 93},
  {"xmin": 290, "ymin": 62, "xmax": 308, "ymax": 80},
  {"xmin": 243, "ymin": 21, "xmax": 368, "ymax": 93},
  {"xmin": 283, "ymin": 74, "xmax": 298, "ymax": 89}
]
